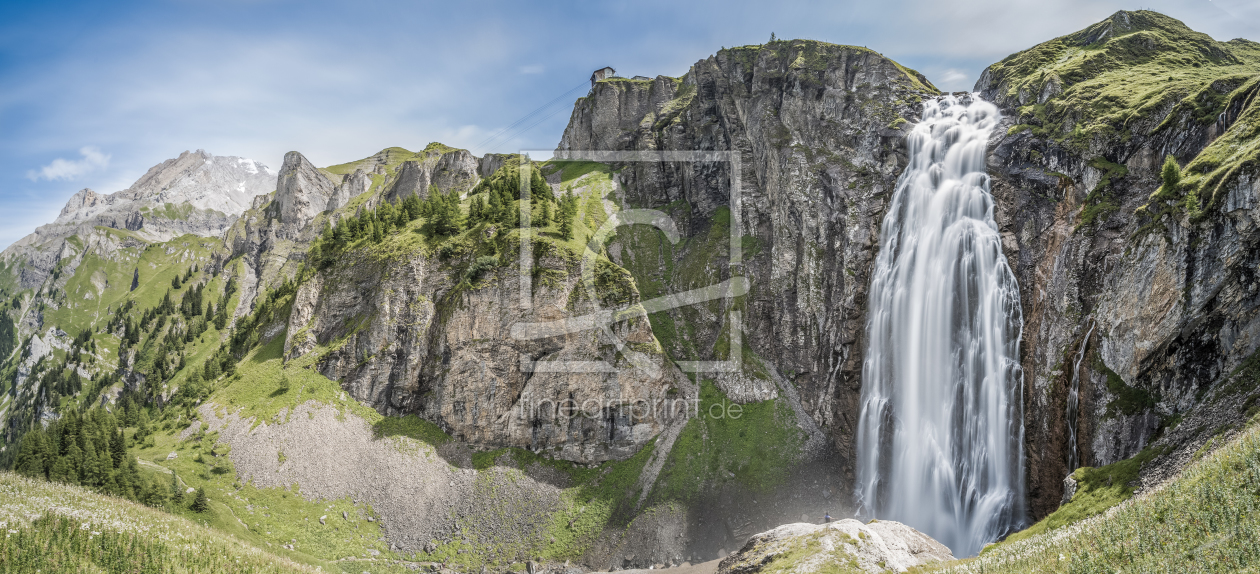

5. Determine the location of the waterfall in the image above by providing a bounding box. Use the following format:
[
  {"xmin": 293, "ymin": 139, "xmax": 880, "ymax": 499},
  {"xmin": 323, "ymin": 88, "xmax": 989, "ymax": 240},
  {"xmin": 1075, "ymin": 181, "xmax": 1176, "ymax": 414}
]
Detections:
[
  {"xmin": 1066, "ymin": 322, "xmax": 1095, "ymax": 472},
  {"xmin": 854, "ymin": 94, "xmax": 1026, "ymax": 557}
]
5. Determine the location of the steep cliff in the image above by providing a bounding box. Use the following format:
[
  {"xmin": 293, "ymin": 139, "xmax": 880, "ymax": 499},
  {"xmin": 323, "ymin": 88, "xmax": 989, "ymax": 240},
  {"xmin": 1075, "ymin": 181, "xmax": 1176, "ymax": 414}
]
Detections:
[
  {"xmin": 557, "ymin": 16, "xmax": 1260, "ymax": 529},
  {"xmin": 558, "ymin": 39, "xmax": 939, "ymax": 487},
  {"xmin": 976, "ymin": 10, "xmax": 1260, "ymax": 518},
  {"xmin": 283, "ymin": 223, "xmax": 688, "ymax": 463}
]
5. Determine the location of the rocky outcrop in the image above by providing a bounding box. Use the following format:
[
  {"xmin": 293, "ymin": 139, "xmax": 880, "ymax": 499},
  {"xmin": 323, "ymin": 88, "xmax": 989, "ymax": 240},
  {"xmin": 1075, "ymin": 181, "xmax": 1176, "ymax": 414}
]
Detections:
[
  {"xmin": 479, "ymin": 153, "xmax": 514, "ymax": 178},
  {"xmin": 386, "ymin": 148, "xmax": 480, "ymax": 202},
  {"xmin": 275, "ymin": 151, "xmax": 339, "ymax": 230},
  {"xmin": 716, "ymin": 520, "xmax": 954, "ymax": 574},
  {"xmin": 330, "ymin": 169, "xmax": 371, "ymax": 212},
  {"xmin": 557, "ymin": 40, "xmax": 939, "ymax": 482},
  {"xmin": 283, "ymin": 239, "xmax": 693, "ymax": 463}
]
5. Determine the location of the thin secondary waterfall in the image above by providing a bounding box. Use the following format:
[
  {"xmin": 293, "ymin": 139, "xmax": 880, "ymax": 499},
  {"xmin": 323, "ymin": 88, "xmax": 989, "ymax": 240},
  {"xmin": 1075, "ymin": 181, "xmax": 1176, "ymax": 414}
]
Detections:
[
  {"xmin": 1066, "ymin": 322, "xmax": 1095, "ymax": 472},
  {"xmin": 854, "ymin": 94, "xmax": 1026, "ymax": 557}
]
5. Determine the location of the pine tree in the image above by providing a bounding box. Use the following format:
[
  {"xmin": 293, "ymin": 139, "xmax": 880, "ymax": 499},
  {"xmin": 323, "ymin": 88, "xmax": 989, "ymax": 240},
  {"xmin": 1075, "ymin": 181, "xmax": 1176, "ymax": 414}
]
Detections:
[
  {"xmin": 557, "ymin": 191, "xmax": 578, "ymax": 240},
  {"xmin": 170, "ymin": 471, "xmax": 183, "ymax": 504},
  {"xmin": 430, "ymin": 190, "xmax": 464, "ymax": 236},
  {"xmin": 333, "ymin": 223, "xmax": 349, "ymax": 248},
  {"xmin": 404, "ymin": 195, "xmax": 422, "ymax": 221},
  {"xmin": 50, "ymin": 456, "xmax": 72, "ymax": 484},
  {"xmin": 395, "ymin": 203, "xmax": 409, "ymax": 229},
  {"xmin": 14, "ymin": 429, "xmax": 47, "ymax": 478},
  {"xmin": 82, "ymin": 441, "xmax": 102, "ymax": 487},
  {"xmin": 530, "ymin": 167, "xmax": 550, "ymax": 202},
  {"xmin": 469, "ymin": 196, "xmax": 485, "ymax": 224},
  {"xmin": 1185, "ymin": 186, "xmax": 1203, "ymax": 218},
  {"xmin": 110, "ymin": 428, "xmax": 126, "ymax": 469},
  {"xmin": 103, "ymin": 472, "xmax": 122, "ymax": 497},
  {"xmin": 537, "ymin": 198, "xmax": 552, "ymax": 228},
  {"xmin": 64, "ymin": 442, "xmax": 83, "ymax": 485},
  {"xmin": 487, "ymin": 191, "xmax": 504, "ymax": 225},
  {"xmin": 191, "ymin": 487, "xmax": 209, "ymax": 512},
  {"xmin": 145, "ymin": 476, "xmax": 167, "ymax": 507},
  {"xmin": 120, "ymin": 455, "xmax": 141, "ymax": 498}
]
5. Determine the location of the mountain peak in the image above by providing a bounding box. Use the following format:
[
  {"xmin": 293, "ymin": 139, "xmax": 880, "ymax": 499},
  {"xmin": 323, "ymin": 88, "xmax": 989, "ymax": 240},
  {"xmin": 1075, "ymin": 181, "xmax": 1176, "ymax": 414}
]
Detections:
[
  {"xmin": 27, "ymin": 150, "xmax": 277, "ymax": 245},
  {"xmin": 1066, "ymin": 10, "xmax": 1209, "ymax": 47},
  {"xmin": 974, "ymin": 8, "xmax": 1259, "ymax": 142}
]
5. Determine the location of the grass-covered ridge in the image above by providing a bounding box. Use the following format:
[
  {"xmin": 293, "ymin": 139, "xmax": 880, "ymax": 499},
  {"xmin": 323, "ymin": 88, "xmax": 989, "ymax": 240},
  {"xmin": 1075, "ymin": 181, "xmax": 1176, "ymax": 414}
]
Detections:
[
  {"xmin": 986, "ymin": 10, "xmax": 1260, "ymax": 221},
  {"xmin": 1173, "ymin": 75, "xmax": 1260, "ymax": 211},
  {"xmin": 989, "ymin": 11, "xmax": 1260, "ymax": 147},
  {"xmin": 717, "ymin": 39, "xmax": 939, "ymax": 94},
  {"xmin": 321, "ymin": 143, "xmax": 465, "ymax": 177}
]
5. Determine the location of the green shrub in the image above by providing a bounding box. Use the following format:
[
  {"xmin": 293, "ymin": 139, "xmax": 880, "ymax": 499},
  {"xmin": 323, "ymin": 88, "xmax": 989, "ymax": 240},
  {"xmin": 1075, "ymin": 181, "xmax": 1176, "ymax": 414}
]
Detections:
[
  {"xmin": 465, "ymin": 255, "xmax": 500, "ymax": 284},
  {"xmin": 1161, "ymin": 154, "xmax": 1182, "ymax": 193}
]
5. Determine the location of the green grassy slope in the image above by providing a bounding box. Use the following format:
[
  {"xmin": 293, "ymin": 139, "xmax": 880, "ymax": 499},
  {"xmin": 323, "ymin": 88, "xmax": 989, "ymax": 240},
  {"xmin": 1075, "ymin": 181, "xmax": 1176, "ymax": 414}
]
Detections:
[
  {"xmin": 987, "ymin": 11, "xmax": 1260, "ymax": 145},
  {"xmin": 924, "ymin": 415, "xmax": 1260, "ymax": 573},
  {"xmin": 0, "ymin": 472, "xmax": 326, "ymax": 573},
  {"xmin": 44, "ymin": 233, "xmax": 221, "ymax": 336},
  {"xmin": 984, "ymin": 10, "xmax": 1260, "ymax": 216}
]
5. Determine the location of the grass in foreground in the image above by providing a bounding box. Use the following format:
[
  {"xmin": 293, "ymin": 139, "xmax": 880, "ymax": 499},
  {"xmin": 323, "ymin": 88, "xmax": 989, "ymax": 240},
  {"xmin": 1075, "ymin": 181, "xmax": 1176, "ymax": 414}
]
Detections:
[
  {"xmin": 0, "ymin": 472, "xmax": 319, "ymax": 573},
  {"xmin": 926, "ymin": 417, "xmax": 1260, "ymax": 573},
  {"xmin": 996, "ymin": 443, "xmax": 1164, "ymax": 546}
]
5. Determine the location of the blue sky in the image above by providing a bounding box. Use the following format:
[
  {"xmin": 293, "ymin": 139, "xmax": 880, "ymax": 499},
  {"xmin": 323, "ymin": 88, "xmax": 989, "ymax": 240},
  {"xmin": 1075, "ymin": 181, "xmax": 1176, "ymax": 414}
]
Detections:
[{"xmin": 2, "ymin": 0, "xmax": 1258, "ymax": 249}]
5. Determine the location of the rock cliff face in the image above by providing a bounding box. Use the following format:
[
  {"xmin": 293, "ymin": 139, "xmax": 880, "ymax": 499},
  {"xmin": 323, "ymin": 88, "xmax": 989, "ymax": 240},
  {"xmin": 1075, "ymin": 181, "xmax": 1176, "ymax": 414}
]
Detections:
[
  {"xmin": 224, "ymin": 145, "xmax": 488, "ymax": 324},
  {"xmin": 557, "ymin": 40, "xmax": 938, "ymax": 483},
  {"xmin": 976, "ymin": 10, "xmax": 1260, "ymax": 518},
  {"xmin": 283, "ymin": 240, "xmax": 690, "ymax": 463},
  {"xmin": 385, "ymin": 147, "xmax": 480, "ymax": 202},
  {"xmin": 275, "ymin": 151, "xmax": 341, "ymax": 230}
]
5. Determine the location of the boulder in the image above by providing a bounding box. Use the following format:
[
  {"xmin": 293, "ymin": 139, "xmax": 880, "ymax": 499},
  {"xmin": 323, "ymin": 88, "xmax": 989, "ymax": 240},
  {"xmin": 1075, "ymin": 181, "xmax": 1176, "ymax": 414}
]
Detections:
[{"xmin": 717, "ymin": 520, "xmax": 954, "ymax": 574}]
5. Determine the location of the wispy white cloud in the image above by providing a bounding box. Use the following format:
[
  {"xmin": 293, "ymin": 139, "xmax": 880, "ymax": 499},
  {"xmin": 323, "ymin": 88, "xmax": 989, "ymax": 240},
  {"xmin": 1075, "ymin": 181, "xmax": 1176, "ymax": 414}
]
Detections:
[
  {"xmin": 3, "ymin": 0, "xmax": 1258, "ymax": 253},
  {"xmin": 939, "ymin": 69, "xmax": 968, "ymax": 84},
  {"xmin": 26, "ymin": 146, "xmax": 110, "ymax": 182}
]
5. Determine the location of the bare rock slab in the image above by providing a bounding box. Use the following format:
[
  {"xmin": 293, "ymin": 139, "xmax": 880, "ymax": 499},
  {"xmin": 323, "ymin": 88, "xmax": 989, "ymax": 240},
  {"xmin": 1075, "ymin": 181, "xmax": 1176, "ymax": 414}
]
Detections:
[{"xmin": 716, "ymin": 520, "xmax": 954, "ymax": 574}]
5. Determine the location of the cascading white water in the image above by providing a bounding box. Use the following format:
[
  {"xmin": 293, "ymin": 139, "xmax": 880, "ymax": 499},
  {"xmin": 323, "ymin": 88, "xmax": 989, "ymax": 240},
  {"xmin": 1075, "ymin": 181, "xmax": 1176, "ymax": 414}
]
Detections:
[
  {"xmin": 1066, "ymin": 322, "xmax": 1095, "ymax": 472},
  {"xmin": 854, "ymin": 94, "xmax": 1026, "ymax": 557}
]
